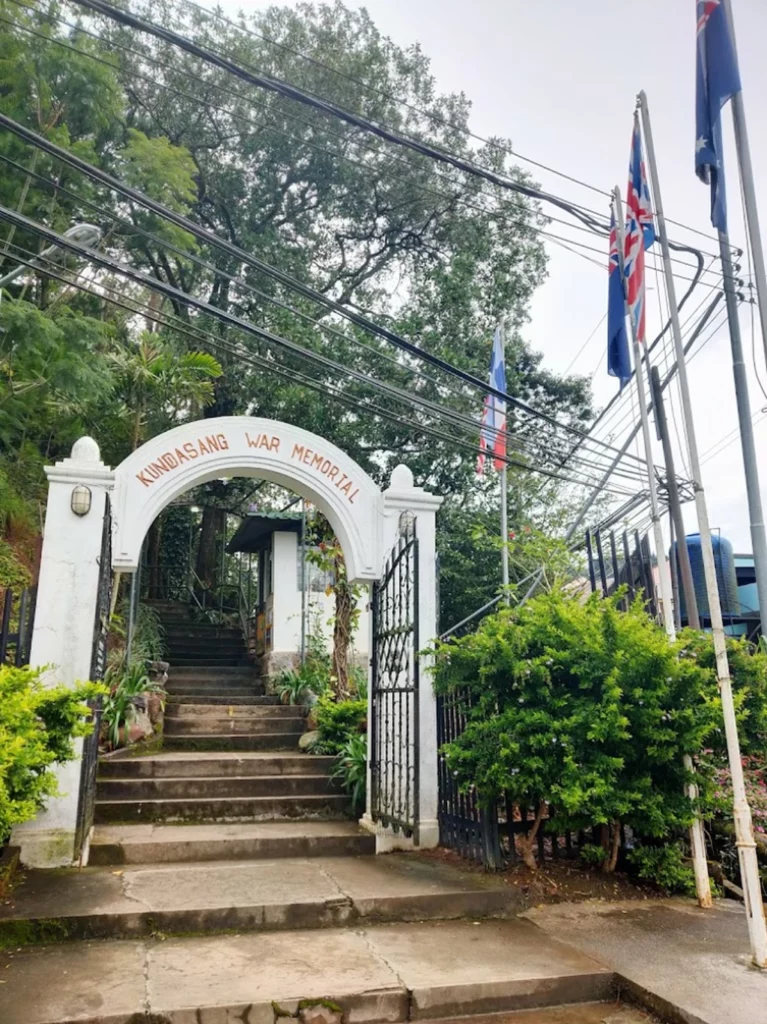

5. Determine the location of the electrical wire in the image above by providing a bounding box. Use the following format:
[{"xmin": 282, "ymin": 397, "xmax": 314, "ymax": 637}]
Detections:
[
  {"xmin": 563, "ymin": 311, "xmax": 608, "ymax": 376},
  {"xmin": 0, "ymin": 235, "xmax": 642, "ymax": 497},
  {"xmin": 0, "ymin": 113, "xmax": 652, "ymax": 471},
  {"xmin": 0, "ymin": 151, "xmax": 646, "ymax": 486},
  {"xmin": 12, "ymin": 2, "xmax": 721, "ymax": 289},
  {"xmin": 0, "ymin": 213, "xmax": 645, "ymax": 498}
]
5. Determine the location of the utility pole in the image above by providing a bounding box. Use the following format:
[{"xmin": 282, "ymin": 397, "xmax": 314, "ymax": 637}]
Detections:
[
  {"xmin": 612, "ymin": 187, "xmax": 676, "ymax": 640},
  {"xmin": 649, "ymin": 365, "xmax": 700, "ymax": 630},
  {"xmin": 722, "ymin": 0, "xmax": 767, "ymax": 370},
  {"xmin": 639, "ymin": 91, "xmax": 766, "ymax": 957},
  {"xmin": 499, "ymin": 324, "xmax": 510, "ymax": 603},
  {"xmin": 715, "ymin": 233, "xmax": 767, "ymax": 632}
]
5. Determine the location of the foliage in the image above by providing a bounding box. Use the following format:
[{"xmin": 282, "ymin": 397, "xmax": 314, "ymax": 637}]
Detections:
[
  {"xmin": 710, "ymin": 755, "xmax": 767, "ymax": 840},
  {"xmin": 109, "ymin": 600, "xmax": 166, "ymax": 669},
  {"xmin": 305, "ymin": 514, "xmax": 363, "ymax": 699},
  {"xmin": 678, "ymin": 630, "xmax": 767, "ymax": 756},
  {"xmin": 107, "ymin": 334, "xmax": 222, "ymax": 451},
  {"xmin": 0, "ymin": 664, "xmax": 103, "ymax": 841},
  {"xmin": 101, "ymin": 662, "xmax": 165, "ymax": 750},
  {"xmin": 579, "ymin": 843, "xmax": 608, "ymax": 868},
  {"xmin": 277, "ymin": 667, "xmax": 327, "ymax": 706},
  {"xmin": 434, "ymin": 590, "xmax": 716, "ymax": 870},
  {"xmin": 0, "ymin": 538, "xmax": 31, "ymax": 591},
  {"xmin": 331, "ymin": 733, "xmax": 367, "ymax": 816},
  {"xmin": 627, "ymin": 843, "xmax": 697, "ymax": 897},
  {"xmin": 313, "ymin": 695, "xmax": 367, "ymax": 755}
]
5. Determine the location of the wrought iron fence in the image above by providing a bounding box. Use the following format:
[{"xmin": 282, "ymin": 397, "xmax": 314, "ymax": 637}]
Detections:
[
  {"xmin": 0, "ymin": 585, "xmax": 37, "ymax": 667},
  {"xmin": 436, "ymin": 586, "xmax": 587, "ymax": 870},
  {"xmin": 74, "ymin": 497, "xmax": 112, "ymax": 863},
  {"xmin": 371, "ymin": 519, "xmax": 419, "ymax": 841}
]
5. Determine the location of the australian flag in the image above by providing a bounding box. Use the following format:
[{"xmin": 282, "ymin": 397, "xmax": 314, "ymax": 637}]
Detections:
[
  {"xmin": 624, "ymin": 113, "xmax": 656, "ymax": 346},
  {"xmin": 477, "ymin": 325, "xmax": 507, "ymax": 474},
  {"xmin": 696, "ymin": 0, "xmax": 741, "ymax": 231},
  {"xmin": 607, "ymin": 210, "xmax": 631, "ymax": 387}
]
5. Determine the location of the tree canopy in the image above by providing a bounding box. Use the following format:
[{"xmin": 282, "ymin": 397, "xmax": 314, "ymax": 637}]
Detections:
[{"xmin": 0, "ymin": 0, "xmax": 593, "ymax": 606}]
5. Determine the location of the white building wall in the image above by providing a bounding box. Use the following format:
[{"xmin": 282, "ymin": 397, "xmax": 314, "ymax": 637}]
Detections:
[{"xmin": 269, "ymin": 530, "xmax": 370, "ymax": 659}]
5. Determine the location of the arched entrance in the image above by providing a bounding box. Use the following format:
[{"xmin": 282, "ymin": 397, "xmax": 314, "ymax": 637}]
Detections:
[
  {"xmin": 112, "ymin": 417, "xmax": 385, "ymax": 583},
  {"xmin": 13, "ymin": 417, "xmax": 442, "ymax": 868}
]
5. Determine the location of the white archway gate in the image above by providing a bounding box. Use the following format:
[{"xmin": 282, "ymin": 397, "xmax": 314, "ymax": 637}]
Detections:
[{"xmin": 13, "ymin": 417, "xmax": 442, "ymax": 867}]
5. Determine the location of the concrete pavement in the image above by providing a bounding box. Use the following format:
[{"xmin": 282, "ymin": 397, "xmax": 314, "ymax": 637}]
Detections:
[{"xmin": 525, "ymin": 898, "xmax": 767, "ymax": 1024}]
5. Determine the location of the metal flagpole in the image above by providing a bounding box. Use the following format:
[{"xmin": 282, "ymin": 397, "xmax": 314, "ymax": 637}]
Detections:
[
  {"xmin": 639, "ymin": 90, "xmax": 767, "ymax": 959},
  {"xmin": 715, "ymin": 230, "xmax": 767, "ymax": 632},
  {"xmin": 722, "ymin": 0, "xmax": 767, "ymax": 370},
  {"xmin": 499, "ymin": 324, "xmax": 510, "ymax": 602},
  {"xmin": 612, "ymin": 187, "xmax": 676, "ymax": 640}
]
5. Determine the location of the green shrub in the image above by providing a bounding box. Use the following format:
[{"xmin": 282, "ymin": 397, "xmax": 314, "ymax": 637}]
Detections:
[
  {"xmin": 331, "ymin": 733, "xmax": 367, "ymax": 816},
  {"xmin": 433, "ymin": 589, "xmax": 716, "ymax": 870},
  {"xmin": 314, "ymin": 695, "xmax": 367, "ymax": 755},
  {"xmin": 102, "ymin": 662, "xmax": 166, "ymax": 749},
  {"xmin": 627, "ymin": 843, "xmax": 697, "ymax": 897},
  {"xmin": 0, "ymin": 665, "xmax": 104, "ymax": 841},
  {"xmin": 678, "ymin": 630, "xmax": 767, "ymax": 756}
]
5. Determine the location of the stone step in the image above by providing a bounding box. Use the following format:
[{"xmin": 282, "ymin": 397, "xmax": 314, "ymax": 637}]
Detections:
[
  {"xmin": 0, "ymin": 855, "xmax": 529, "ymax": 945},
  {"xmin": 93, "ymin": 793, "xmax": 348, "ymax": 823},
  {"xmin": 165, "ymin": 641, "xmax": 247, "ymax": 655},
  {"xmin": 88, "ymin": 820, "xmax": 375, "ymax": 864},
  {"xmin": 163, "ymin": 626, "xmax": 244, "ymax": 638},
  {"xmin": 0, "ymin": 919, "xmax": 614, "ymax": 1024},
  {"xmin": 162, "ymin": 733, "xmax": 300, "ymax": 751},
  {"xmin": 96, "ymin": 774, "xmax": 336, "ymax": 800},
  {"xmin": 170, "ymin": 657, "xmax": 250, "ymax": 667},
  {"xmin": 98, "ymin": 752, "xmax": 334, "ymax": 779},
  {"xmin": 165, "ymin": 681, "xmax": 265, "ymax": 694},
  {"xmin": 165, "ymin": 703, "xmax": 300, "ymax": 719},
  {"xmin": 163, "ymin": 715, "xmax": 304, "ymax": 736},
  {"xmin": 166, "ymin": 693, "xmax": 276, "ymax": 705},
  {"xmin": 170, "ymin": 665, "xmax": 258, "ymax": 677}
]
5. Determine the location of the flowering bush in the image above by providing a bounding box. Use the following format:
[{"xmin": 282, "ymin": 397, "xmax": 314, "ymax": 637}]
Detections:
[{"xmin": 710, "ymin": 756, "xmax": 767, "ymax": 838}]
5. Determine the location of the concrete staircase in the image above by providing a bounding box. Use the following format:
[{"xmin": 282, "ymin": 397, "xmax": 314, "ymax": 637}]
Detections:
[
  {"xmin": 0, "ymin": 651, "xmax": 652, "ymax": 1023},
  {"xmin": 153, "ymin": 600, "xmax": 250, "ymax": 667}
]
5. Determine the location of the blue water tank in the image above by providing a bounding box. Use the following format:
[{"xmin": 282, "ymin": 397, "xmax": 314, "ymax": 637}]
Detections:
[{"xmin": 672, "ymin": 533, "xmax": 740, "ymax": 622}]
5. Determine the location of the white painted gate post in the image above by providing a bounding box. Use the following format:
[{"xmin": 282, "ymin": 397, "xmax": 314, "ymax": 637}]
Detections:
[
  {"xmin": 367, "ymin": 465, "xmax": 443, "ymax": 851},
  {"xmin": 12, "ymin": 437, "xmax": 114, "ymax": 868}
]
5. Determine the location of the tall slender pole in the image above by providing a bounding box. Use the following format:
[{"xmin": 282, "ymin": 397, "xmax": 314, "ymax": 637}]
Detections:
[
  {"xmin": 722, "ymin": 0, "xmax": 767, "ymax": 369},
  {"xmin": 499, "ymin": 325, "xmax": 510, "ymax": 603},
  {"xmin": 639, "ymin": 91, "xmax": 766, "ymax": 956},
  {"xmin": 717, "ymin": 232, "xmax": 767, "ymax": 631},
  {"xmin": 649, "ymin": 365, "xmax": 701, "ymax": 630},
  {"xmin": 613, "ymin": 187, "xmax": 676, "ymax": 640}
]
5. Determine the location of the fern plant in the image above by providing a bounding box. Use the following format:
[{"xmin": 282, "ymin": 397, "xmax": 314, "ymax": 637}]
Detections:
[{"xmin": 331, "ymin": 733, "xmax": 368, "ymax": 816}]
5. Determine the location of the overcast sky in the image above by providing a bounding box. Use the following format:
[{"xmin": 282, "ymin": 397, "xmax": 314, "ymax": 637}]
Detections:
[{"xmin": 218, "ymin": 0, "xmax": 767, "ymax": 550}]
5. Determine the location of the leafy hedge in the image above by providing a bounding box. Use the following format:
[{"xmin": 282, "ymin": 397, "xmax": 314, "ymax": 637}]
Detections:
[
  {"xmin": 313, "ymin": 695, "xmax": 367, "ymax": 755},
  {"xmin": 433, "ymin": 590, "xmax": 718, "ymax": 873},
  {"xmin": 0, "ymin": 665, "xmax": 103, "ymax": 841}
]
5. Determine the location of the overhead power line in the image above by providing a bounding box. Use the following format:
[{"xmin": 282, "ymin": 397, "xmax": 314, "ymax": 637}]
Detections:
[
  {"xmin": 0, "ymin": 232, "xmax": 641, "ymax": 497},
  {"xmin": 0, "ymin": 112, "xmax": 646, "ymax": 468}
]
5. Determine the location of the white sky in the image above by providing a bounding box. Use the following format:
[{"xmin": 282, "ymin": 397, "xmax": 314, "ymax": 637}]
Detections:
[{"xmin": 219, "ymin": 0, "xmax": 767, "ymax": 551}]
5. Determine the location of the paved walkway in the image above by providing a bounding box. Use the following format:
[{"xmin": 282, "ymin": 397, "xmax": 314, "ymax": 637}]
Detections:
[
  {"xmin": 0, "ymin": 919, "xmax": 613, "ymax": 1024},
  {"xmin": 526, "ymin": 898, "xmax": 767, "ymax": 1024}
]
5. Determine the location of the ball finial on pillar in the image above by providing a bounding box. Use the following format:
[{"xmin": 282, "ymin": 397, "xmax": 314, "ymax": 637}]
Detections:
[{"xmin": 70, "ymin": 436, "xmax": 101, "ymax": 464}]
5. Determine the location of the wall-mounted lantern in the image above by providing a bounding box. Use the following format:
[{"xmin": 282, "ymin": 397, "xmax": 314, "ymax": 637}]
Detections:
[{"xmin": 71, "ymin": 484, "xmax": 92, "ymax": 517}]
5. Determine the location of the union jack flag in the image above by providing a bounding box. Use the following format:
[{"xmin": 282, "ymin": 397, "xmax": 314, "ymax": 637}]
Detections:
[
  {"xmin": 477, "ymin": 325, "xmax": 507, "ymax": 474},
  {"xmin": 624, "ymin": 113, "xmax": 656, "ymax": 344}
]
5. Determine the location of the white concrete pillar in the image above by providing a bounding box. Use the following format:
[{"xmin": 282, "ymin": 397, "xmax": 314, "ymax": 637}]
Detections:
[
  {"xmin": 364, "ymin": 464, "xmax": 443, "ymax": 851},
  {"xmin": 12, "ymin": 437, "xmax": 114, "ymax": 867}
]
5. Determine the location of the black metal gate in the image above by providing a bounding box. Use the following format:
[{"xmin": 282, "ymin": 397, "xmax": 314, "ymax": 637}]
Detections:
[
  {"xmin": 74, "ymin": 496, "xmax": 112, "ymax": 862},
  {"xmin": 370, "ymin": 517, "xmax": 419, "ymax": 841}
]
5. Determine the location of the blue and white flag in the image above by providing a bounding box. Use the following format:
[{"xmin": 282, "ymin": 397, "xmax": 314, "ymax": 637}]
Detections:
[
  {"xmin": 478, "ymin": 326, "xmax": 507, "ymax": 474},
  {"xmin": 607, "ymin": 210, "xmax": 631, "ymax": 387},
  {"xmin": 696, "ymin": 0, "xmax": 741, "ymax": 232}
]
